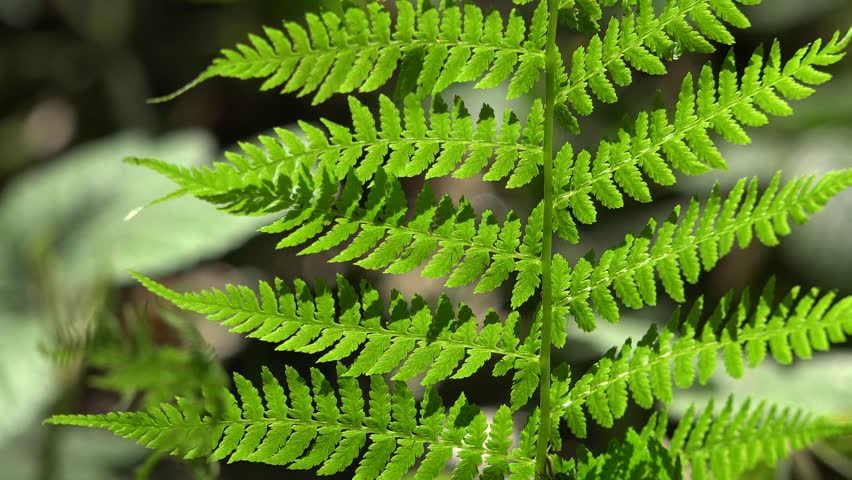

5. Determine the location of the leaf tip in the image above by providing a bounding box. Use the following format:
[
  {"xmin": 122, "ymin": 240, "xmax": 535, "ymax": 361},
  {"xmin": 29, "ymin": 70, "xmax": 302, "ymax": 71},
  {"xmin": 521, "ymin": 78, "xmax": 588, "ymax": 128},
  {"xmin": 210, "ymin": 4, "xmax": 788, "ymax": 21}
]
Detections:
[
  {"xmin": 123, "ymin": 205, "xmax": 144, "ymax": 221},
  {"xmin": 147, "ymin": 69, "xmax": 217, "ymax": 104}
]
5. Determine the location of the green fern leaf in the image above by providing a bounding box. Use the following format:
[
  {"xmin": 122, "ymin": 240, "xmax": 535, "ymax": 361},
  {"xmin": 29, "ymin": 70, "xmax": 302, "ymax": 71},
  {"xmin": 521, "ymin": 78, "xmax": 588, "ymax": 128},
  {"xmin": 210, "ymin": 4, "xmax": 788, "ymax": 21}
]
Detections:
[
  {"xmin": 670, "ymin": 397, "xmax": 852, "ymax": 479},
  {"xmin": 555, "ymin": 0, "xmax": 766, "ymax": 117},
  {"xmin": 152, "ymin": 1, "xmax": 548, "ymax": 105},
  {"xmin": 130, "ymin": 272, "xmax": 539, "ymax": 385},
  {"xmin": 573, "ymin": 413, "xmax": 681, "ymax": 480},
  {"xmin": 56, "ymin": 0, "xmax": 852, "ymax": 478},
  {"xmin": 552, "ymin": 32, "xmax": 850, "ymax": 242},
  {"xmin": 136, "ymin": 158, "xmax": 536, "ymax": 292},
  {"xmin": 511, "ymin": 359, "xmax": 541, "ymax": 411},
  {"xmin": 554, "ymin": 278, "xmax": 852, "ymax": 437},
  {"xmin": 555, "ymin": 169, "xmax": 852, "ymax": 327},
  {"xmin": 558, "ymin": 0, "xmax": 748, "ymax": 115},
  {"xmin": 47, "ymin": 367, "xmax": 535, "ymax": 477}
]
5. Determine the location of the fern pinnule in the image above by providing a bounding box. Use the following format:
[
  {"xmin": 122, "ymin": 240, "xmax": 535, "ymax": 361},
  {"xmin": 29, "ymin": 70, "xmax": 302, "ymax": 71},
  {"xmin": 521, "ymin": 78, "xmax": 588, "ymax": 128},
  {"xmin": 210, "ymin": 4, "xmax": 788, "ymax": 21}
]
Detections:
[
  {"xmin": 553, "ymin": 278, "xmax": 852, "ymax": 438},
  {"xmin": 132, "ymin": 94, "xmax": 545, "ymax": 207},
  {"xmin": 152, "ymin": 1, "xmax": 549, "ymax": 105},
  {"xmin": 554, "ymin": 0, "xmax": 765, "ymax": 126},
  {"xmin": 47, "ymin": 365, "xmax": 530, "ymax": 479},
  {"xmin": 130, "ymin": 271, "xmax": 542, "ymax": 388},
  {"xmin": 668, "ymin": 397, "xmax": 852, "ymax": 480},
  {"xmin": 125, "ymin": 158, "xmax": 544, "ymax": 297},
  {"xmin": 577, "ymin": 397, "xmax": 850, "ymax": 480},
  {"xmin": 553, "ymin": 31, "xmax": 851, "ymax": 243},
  {"xmin": 45, "ymin": 0, "xmax": 852, "ymax": 477},
  {"xmin": 556, "ymin": 169, "xmax": 852, "ymax": 331},
  {"xmin": 572, "ymin": 413, "xmax": 681, "ymax": 479}
]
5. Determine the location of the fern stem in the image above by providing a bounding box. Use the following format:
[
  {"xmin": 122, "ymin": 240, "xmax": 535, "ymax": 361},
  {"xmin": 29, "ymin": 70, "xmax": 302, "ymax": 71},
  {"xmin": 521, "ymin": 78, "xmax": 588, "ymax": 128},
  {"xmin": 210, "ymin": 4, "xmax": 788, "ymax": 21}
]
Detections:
[{"xmin": 536, "ymin": 0, "xmax": 560, "ymax": 476}]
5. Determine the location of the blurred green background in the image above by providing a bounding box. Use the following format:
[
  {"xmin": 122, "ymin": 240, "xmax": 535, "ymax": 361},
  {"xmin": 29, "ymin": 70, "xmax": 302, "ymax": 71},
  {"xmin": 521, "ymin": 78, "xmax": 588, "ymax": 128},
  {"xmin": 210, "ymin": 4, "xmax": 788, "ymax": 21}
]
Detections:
[{"xmin": 1, "ymin": 0, "xmax": 851, "ymax": 479}]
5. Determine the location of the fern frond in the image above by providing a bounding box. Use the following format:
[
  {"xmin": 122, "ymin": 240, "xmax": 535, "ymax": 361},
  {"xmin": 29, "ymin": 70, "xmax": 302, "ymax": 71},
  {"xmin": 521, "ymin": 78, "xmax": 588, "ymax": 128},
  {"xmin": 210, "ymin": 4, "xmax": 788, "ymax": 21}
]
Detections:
[
  {"xmin": 575, "ymin": 398, "xmax": 852, "ymax": 480},
  {"xmin": 506, "ymin": 409, "xmax": 540, "ymax": 479},
  {"xmin": 553, "ymin": 279, "xmax": 852, "ymax": 437},
  {"xmin": 555, "ymin": 169, "xmax": 852, "ymax": 331},
  {"xmin": 555, "ymin": 0, "xmax": 765, "ymax": 121},
  {"xmin": 337, "ymin": 94, "xmax": 545, "ymax": 186},
  {"xmin": 90, "ymin": 345, "xmax": 226, "ymax": 406},
  {"xmin": 47, "ymin": 366, "xmax": 533, "ymax": 478},
  {"xmin": 145, "ymin": 95, "xmax": 544, "ymax": 190},
  {"xmin": 669, "ymin": 397, "xmax": 852, "ymax": 480},
  {"xmin": 155, "ymin": 0, "xmax": 549, "ymax": 105},
  {"xmin": 50, "ymin": 306, "xmax": 229, "ymax": 408},
  {"xmin": 553, "ymin": 31, "xmax": 850, "ymax": 241},
  {"xmin": 573, "ymin": 415, "xmax": 681, "ymax": 480},
  {"xmin": 132, "ymin": 272, "xmax": 540, "ymax": 388},
  {"xmin": 556, "ymin": 0, "xmax": 619, "ymax": 34},
  {"xmin": 128, "ymin": 157, "xmax": 542, "ymax": 297}
]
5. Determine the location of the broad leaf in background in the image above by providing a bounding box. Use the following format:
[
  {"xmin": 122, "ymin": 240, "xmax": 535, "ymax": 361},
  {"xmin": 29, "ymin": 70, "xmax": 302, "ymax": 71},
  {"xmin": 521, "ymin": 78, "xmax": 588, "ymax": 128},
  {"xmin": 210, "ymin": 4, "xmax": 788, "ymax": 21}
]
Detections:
[
  {"xmin": 0, "ymin": 0, "xmax": 40, "ymax": 27},
  {"xmin": 0, "ymin": 314, "xmax": 55, "ymax": 445},
  {"xmin": 0, "ymin": 129, "xmax": 270, "ymax": 449},
  {"xmin": 782, "ymin": 129, "xmax": 852, "ymax": 287},
  {"xmin": 0, "ymin": 428, "xmax": 144, "ymax": 480},
  {"xmin": 0, "ymin": 129, "xmax": 271, "ymax": 286},
  {"xmin": 746, "ymin": 0, "xmax": 847, "ymax": 30},
  {"xmin": 668, "ymin": 354, "xmax": 852, "ymax": 419},
  {"xmin": 675, "ymin": 127, "xmax": 852, "ymax": 289}
]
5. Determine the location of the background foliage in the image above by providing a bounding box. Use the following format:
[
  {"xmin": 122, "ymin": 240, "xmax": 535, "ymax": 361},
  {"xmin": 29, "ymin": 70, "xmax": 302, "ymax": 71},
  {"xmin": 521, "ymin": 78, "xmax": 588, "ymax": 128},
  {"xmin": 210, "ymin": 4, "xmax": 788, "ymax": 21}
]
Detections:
[{"xmin": 1, "ymin": 0, "xmax": 851, "ymax": 478}]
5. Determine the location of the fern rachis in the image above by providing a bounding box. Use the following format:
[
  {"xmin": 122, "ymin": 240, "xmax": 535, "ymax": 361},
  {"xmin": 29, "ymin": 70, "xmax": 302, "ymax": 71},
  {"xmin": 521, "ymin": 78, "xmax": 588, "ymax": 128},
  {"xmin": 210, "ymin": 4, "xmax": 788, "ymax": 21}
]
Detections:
[{"xmin": 47, "ymin": 0, "xmax": 852, "ymax": 478}]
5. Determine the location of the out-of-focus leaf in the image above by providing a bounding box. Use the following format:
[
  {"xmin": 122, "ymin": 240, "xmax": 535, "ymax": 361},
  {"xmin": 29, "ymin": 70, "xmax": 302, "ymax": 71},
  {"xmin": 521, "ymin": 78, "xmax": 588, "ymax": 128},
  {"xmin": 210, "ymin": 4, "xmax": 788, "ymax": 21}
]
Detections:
[
  {"xmin": 674, "ymin": 131, "xmax": 790, "ymax": 193},
  {"xmin": 0, "ymin": 0, "xmax": 41, "ymax": 27},
  {"xmin": 0, "ymin": 130, "xmax": 271, "ymax": 286},
  {"xmin": 668, "ymin": 353, "xmax": 852, "ymax": 418},
  {"xmin": 784, "ymin": 72, "xmax": 852, "ymax": 125},
  {"xmin": 782, "ymin": 129, "xmax": 852, "ymax": 287},
  {"xmin": 0, "ymin": 313, "xmax": 56, "ymax": 444},
  {"xmin": 561, "ymin": 313, "xmax": 661, "ymax": 362},
  {"xmin": 745, "ymin": 0, "xmax": 847, "ymax": 30},
  {"xmin": 0, "ymin": 428, "xmax": 144, "ymax": 480}
]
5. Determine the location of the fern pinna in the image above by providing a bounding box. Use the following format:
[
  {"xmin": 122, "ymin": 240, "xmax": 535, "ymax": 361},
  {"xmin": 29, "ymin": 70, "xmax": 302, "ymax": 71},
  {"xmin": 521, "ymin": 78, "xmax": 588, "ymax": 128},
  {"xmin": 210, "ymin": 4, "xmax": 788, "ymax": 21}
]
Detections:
[{"xmin": 47, "ymin": 0, "xmax": 852, "ymax": 478}]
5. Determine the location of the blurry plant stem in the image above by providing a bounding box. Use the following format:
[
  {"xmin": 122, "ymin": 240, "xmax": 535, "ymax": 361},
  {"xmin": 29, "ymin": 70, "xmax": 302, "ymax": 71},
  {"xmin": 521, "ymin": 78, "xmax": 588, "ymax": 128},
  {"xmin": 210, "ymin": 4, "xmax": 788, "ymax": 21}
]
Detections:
[
  {"xmin": 135, "ymin": 451, "xmax": 166, "ymax": 480},
  {"xmin": 29, "ymin": 242, "xmax": 94, "ymax": 480},
  {"xmin": 810, "ymin": 442, "xmax": 852, "ymax": 479},
  {"xmin": 792, "ymin": 450, "xmax": 822, "ymax": 480},
  {"xmin": 39, "ymin": 368, "xmax": 86, "ymax": 480}
]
